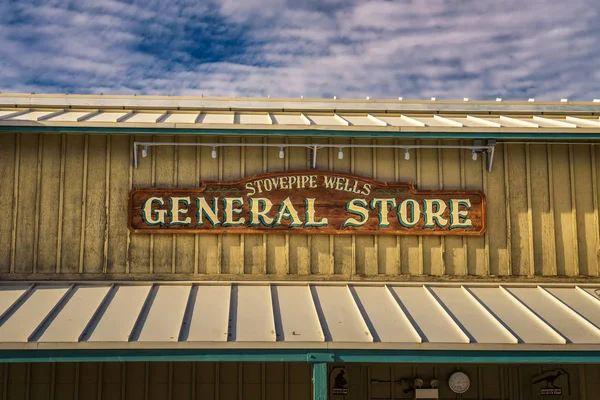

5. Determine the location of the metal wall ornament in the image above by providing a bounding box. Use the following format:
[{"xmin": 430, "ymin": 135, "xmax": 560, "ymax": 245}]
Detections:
[
  {"xmin": 532, "ymin": 368, "xmax": 570, "ymax": 396},
  {"xmin": 448, "ymin": 371, "xmax": 470, "ymax": 394},
  {"xmin": 330, "ymin": 367, "xmax": 349, "ymax": 396}
]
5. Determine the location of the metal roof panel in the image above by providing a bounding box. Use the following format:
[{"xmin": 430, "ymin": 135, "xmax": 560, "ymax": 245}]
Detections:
[
  {"xmin": 312, "ymin": 286, "xmax": 372, "ymax": 342},
  {"xmin": 86, "ymin": 285, "xmax": 151, "ymax": 342},
  {"xmin": 0, "ymin": 285, "xmax": 70, "ymax": 342},
  {"xmin": 136, "ymin": 285, "xmax": 191, "ymax": 342},
  {"xmin": 429, "ymin": 287, "xmax": 518, "ymax": 344},
  {"xmin": 387, "ymin": 286, "xmax": 470, "ymax": 343},
  {"xmin": 37, "ymin": 285, "xmax": 111, "ymax": 342},
  {"xmin": 230, "ymin": 285, "xmax": 276, "ymax": 342},
  {"xmin": 163, "ymin": 113, "xmax": 198, "ymax": 123},
  {"xmin": 273, "ymin": 285, "xmax": 324, "ymax": 342},
  {"xmin": 351, "ymin": 286, "xmax": 421, "ymax": 343},
  {"xmin": 270, "ymin": 113, "xmax": 309, "ymax": 125},
  {"xmin": 507, "ymin": 287, "xmax": 600, "ymax": 344},
  {"xmin": 126, "ymin": 113, "xmax": 164, "ymax": 123},
  {"xmin": 199, "ymin": 112, "xmax": 234, "ymax": 124},
  {"xmin": 185, "ymin": 285, "xmax": 231, "ymax": 342},
  {"xmin": 0, "ymin": 285, "xmax": 32, "ymax": 318},
  {"xmin": 6, "ymin": 111, "xmax": 53, "ymax": 121},
  {"xmin": 1, "ymin": 282, "xmax": 600, "ymax": 350},
  {"xmin": 86, "ymin": 112, "xmax": 128, "ymax": 122},
  {"xmin": 545, "ymin": 287, "xmax": 600, "ymax": 329},
  {"xmin": 467, "ymin": 286, "xmax": 565, "ymax": 344}
]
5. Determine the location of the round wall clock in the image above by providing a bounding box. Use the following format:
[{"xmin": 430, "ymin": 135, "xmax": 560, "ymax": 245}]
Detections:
[{"xmin": 448, "ymin": 371, "xmax": 470, "ymax": 394}]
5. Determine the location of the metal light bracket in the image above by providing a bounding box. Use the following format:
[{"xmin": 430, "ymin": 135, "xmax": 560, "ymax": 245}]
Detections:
[{"xmin": 133, "ymin": 140, "xmax": 497, "ymax": 172}]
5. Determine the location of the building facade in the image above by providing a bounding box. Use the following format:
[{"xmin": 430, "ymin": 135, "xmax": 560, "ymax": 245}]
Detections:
[{"xmin": 1, "ymin": 94, "xmax": 600, "ymax": 399}]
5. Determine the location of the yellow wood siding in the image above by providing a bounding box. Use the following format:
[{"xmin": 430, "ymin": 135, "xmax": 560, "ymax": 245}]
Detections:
[{"xmin": 1, "ymin": 132, "xmax": 600, "ymax": 278}]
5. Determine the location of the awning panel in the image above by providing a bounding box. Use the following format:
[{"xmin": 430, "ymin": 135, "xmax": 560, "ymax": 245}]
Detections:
[
  {"xmin": 185, "ymin": 285, "xmax": 231, "ymax": 342},
  {"xmin": 507, "ymin": 287, "xmax": 600, "ymax": 344},
  {"xmin": 37, "ymin": 285, "xmax": 111, "ymax": 343},
  {"xmin": 312, "ymin": 286, "xmax": 372, "ymax": 343},
  {"xmin": 136, "ymin": 285, "xmax": 191, "ymax": 342},
  {"xmin": 1, "ymin": 282, "xmax": 600, "ymax": 351},
  {"xmin": 388, "ymin": 286, "xmax": 470, "ymax": 343},
  {"xmin": 545, "ymin": 287, "xmax": 600, "ymax": 329},
  {"xmin": 429, "ymin": 287, "xmax": 518, "ymax": 344},
  {"xmin": 466, "ymin": 286, "xmax": 565, "ymax": 344},
  {"xmin": 0, "ymin": 285, "xmax": 70, "ymax": 342},
  {"xmin": 273, "ymin": 285, "xmax": 323, "ymax": 342},
  {"xmin": 0, "ymin": 285, "xmax": 31, "ymax": 317},
  {"xmin": 350, "ymin": 286, "xmax": 420, "ymax": 343},
  {"xmin": 230, "ymin": 285, "xmax": 276, "ymax": 342},
  {"xmin": 85, "ymin": 285, "xmax": 151, "ymax": 342}
]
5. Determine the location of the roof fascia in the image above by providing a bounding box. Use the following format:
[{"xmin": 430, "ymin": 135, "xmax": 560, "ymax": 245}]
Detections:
[
  {"xmin": 1, "ymin": 349, "xmax": 600, "ymax": 363},
  {"xmin": 2, "ymin": 126, "xmax": 600, "ymax": 140}
]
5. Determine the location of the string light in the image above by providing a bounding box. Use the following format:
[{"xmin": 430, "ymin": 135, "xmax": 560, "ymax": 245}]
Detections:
[
  {"xmin": 338, "ymin": 147, "xmax": 344, "ymax": 160},
  {"xmin": 211, "ymin": 146, "xmax": 217, "ymax": 159}
]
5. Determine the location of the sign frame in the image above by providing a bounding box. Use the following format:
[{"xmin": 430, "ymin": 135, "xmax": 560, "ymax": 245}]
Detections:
[{"xmin": 128, "ymin": 170, "xmax": 486, "ymax": 235}]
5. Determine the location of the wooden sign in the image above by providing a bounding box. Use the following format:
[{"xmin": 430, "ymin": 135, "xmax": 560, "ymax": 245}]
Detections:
[{"xmin": 128, "ymin": 171, "xmax": 485, "ymax": 235}]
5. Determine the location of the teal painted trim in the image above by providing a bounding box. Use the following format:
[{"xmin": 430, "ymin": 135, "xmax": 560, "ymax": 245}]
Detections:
[
  {"xmin": 3, "ymin": 349, "xmax": 600, "ymax": 364},
  {"xmin": 312, "ymin": 363, "xmax": 328, "ymax": 400},
  {"xmin": 2, "ymin": 125, "xmax": 600, "ymax": 140},
  {"xmin": 0, "ymin": 349, "xmax": 313, "ymax": 363},
  {"xmin": 334, "ymin": 350, "xmax": 600, "ymax": 364}
]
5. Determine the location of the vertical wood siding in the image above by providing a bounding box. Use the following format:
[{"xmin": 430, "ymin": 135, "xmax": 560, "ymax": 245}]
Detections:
[
  {"xmin": 0, "ymin": 362, "xmax": 311, "ymax": 400},
  {"xmin": 0, "ymin": 362, "xmax": 597, "ymax": 400},
  {"xmin": 1, "ymin": 132, "xmax": 600, "ymax": 278}
]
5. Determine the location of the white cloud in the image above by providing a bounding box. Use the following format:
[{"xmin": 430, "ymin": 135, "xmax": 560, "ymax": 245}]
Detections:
[{"xmin": 0, "ymin": 0, "xmax": 598, "ymax": 100}]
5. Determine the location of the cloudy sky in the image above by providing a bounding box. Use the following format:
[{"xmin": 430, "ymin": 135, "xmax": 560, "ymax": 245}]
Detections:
[{"xmin": 1, "ymin": 0, "xmax": 599, "ymax": 100}]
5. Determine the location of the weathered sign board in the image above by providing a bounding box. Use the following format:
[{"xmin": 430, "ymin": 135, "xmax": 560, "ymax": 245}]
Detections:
[{"xmin": 128, "ymin": 171, "xmax": 485, "ymax": 235}]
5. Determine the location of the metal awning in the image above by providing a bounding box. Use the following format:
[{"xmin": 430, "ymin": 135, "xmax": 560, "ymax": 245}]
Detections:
[
  {"xmin": 1, "ymin": 94, "xmax": 599, "ymax": 137},
  {"xmin": 1, "ymin": 282, "xmax": 600, "ymax": 351},
  {"xmin": 1, "ymin": 108, "xmax": 600, "ymax": 133}
]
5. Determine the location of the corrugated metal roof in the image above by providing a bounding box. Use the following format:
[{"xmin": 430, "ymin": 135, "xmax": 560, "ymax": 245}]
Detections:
[
  {"xmin": 1, "ymin": 282, "xmax": 600, "ymax": 350},
  {"xmin": 1, "ymin": 109, "xmax": 599, "ymax": 133},
  {"xmin": 0, "ymin": 94, "xmax": 599, "ymax": 135}
]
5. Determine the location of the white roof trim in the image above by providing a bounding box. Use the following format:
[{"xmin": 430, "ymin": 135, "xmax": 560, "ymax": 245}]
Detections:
[{"xmin": 2, "ymin": 94, "xmax": 599, "ymax": 114}]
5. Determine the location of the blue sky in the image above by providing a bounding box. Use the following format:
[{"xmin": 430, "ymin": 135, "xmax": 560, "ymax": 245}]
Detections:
[{"xmin": 1, "ymin": 0, "xmax": 599, "ymax": 100}]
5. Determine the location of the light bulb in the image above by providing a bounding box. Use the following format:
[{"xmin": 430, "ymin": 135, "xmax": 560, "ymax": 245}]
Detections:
[
  {"xmin": 472, "ymin": 150, "xmax": 478, "ymax": 161},
  {"xmin": 211, "ymin": 146, "xmax": 217, "ymax": 159},
  {"xmin": 338, "ymin": 147, "xmax": 344, "ymax": 160},
  {"xmin": 404, "ymin": 149, "xmax": 410, "ymax": 161},
  {"xmin": 142, "ymin": 146, "xmax": 148, "ymax": 158},
  {"xmin": 279, "ymin": 147, "xmax": 285, "ymax": 159}
]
